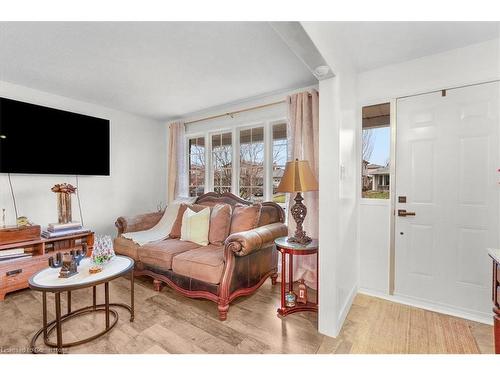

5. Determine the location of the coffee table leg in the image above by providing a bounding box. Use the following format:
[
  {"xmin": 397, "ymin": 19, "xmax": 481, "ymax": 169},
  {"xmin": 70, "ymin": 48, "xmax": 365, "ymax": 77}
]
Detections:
[
  {"xmin": 288, "ymin": 253, "xmax": 294, "ymax": 292},
  {"xmin": 42, "ymin": 292, "xmax": 48, "ymax": 341},
  {"xmin": 55, "ymin": 292, "xmax": 63, "ymax": 354},
  {"xmin": 93, "ymin": 286, "xmax": 97, "ymax": 310},
  {"xmin": 130, "ymin": 271, "xmax": 135, "ymax": 322},
  {"xmin": 105, "ymin": 282, "xmax": 110, "ymax": 329},
  {"xmin": 67, "ymin": 291, "xmax": 71, "ymax": 314}
]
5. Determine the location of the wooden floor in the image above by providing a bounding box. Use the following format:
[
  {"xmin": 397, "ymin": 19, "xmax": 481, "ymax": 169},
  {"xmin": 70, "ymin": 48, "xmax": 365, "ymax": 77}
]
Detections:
[{"xmin": 0, "ymin": 276, "xmax": 493, "ymax": 354}]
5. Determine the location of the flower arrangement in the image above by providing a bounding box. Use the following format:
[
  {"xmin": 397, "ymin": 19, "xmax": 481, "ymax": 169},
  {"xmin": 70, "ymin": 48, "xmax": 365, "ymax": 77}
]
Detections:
[{"xmin": 92, "ymin": 235, "xmax": 115, "ymax": 266}]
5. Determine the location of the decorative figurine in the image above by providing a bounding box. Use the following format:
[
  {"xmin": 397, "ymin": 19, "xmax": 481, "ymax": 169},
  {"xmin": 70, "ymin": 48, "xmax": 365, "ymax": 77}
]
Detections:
[
  {"xmin": 16, "ymin": 216, "xmax": 32, "ymax": 227},
  {"xmin": 285, "ymin": 291, "xmax": 297, "ymax": 307},
  {"xmin": 297, "ymin": 279, "xmax": 308, "ymax": 304},
  {"xmin": 59, "ymin": 252, "xmax": 78, "ymax": 278},
  {"xmin": 48, "ymin": 249, "xmax": 85, "ymax": 278}
]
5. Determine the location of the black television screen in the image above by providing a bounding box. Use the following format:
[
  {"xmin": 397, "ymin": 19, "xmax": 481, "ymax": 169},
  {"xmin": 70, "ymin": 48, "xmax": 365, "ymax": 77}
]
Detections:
[{"xmin": 0, "ymin": 97, "xmax": 110, "ymax": 176}]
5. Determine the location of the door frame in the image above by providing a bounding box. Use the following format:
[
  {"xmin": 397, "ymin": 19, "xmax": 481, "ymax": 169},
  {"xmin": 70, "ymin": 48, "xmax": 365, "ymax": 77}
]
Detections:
[{"xmin": 389, "ymin": 79, "xmax": 500, "ymax": 296}]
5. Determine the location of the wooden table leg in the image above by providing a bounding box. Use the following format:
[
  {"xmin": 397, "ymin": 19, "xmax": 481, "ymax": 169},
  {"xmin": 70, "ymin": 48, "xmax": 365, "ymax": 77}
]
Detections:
[
  {"xmin": 55, "ymin": 292, "xmax": 63, "ymax": 354},
  {"xmin": 42, "ymin": 292, "xmax": 48, "ymax": 341},
  {"xmin": 67, "ymin": 291, "xmax": 71, "ymax": 314},
  {"xmin": 130, "ymin": 271, "xmax": 135, "ymax": 322},
  {"xmin": 495, "ymin": 314, "xmax": 500, "ymax": 354},
  {"xmin": 104, "ymin": 282, "xmax": 110, "ymax": 329},
  {"xmin": 92, "ymin": 285, "xmax": 97, "ymax": 310},
  {"xmin": 288, "ymin": 253, "xmax": 294, "ymax": 292},
  {"xmin": 280, "ymin": 249, "xmax": 286, "ymax": 310}
]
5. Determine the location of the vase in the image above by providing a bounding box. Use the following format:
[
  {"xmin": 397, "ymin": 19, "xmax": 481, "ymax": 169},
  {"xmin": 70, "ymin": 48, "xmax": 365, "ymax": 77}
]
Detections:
[{"xmin": 56, "ymin": 192, "xmax": 72, "ymax": 224}]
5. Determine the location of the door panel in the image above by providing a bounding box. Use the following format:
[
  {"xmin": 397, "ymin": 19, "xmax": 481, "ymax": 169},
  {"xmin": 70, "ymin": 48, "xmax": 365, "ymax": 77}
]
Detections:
[{"xmin": 395, "ymin": 82, "xmax": 499, "ymax": 317}]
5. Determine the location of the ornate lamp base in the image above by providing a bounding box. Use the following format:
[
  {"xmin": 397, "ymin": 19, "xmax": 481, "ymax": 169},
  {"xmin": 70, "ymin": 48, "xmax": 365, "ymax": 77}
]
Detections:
[{"xmin": 288, "ymin": 192, "xmax": 312, "ymax": 245}]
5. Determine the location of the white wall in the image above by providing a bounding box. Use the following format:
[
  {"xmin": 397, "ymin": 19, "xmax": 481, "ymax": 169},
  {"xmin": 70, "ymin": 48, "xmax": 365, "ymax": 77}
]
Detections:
[
  {"xmin": 302, "ymin": 22, "xmax": 360, "ymax": 337},
  {"xmin": 0, "ymin": 81, "xmax": 167, "ymax": 236},
  {"xmin": 357, "ymin": 38, "xmax": 500, "ymax": 295}
]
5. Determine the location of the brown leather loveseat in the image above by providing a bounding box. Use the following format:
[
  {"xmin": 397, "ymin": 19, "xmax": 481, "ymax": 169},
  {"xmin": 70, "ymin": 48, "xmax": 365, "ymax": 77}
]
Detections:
[{"xmin": 114, "ymin": 192, "xmax": 287, "ymax": 320}]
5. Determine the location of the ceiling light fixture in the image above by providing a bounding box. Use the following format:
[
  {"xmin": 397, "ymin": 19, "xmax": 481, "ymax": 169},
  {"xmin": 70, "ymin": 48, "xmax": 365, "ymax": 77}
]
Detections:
[{"xmin": 313, "ymin": 65, "xmax": 330, "ymax": 79}]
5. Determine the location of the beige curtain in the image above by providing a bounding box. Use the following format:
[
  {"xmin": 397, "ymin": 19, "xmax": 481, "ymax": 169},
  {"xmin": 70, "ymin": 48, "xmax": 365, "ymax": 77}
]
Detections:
[
  {"xmin": 285, "ymin": 89, "xmax": 319, "ymax": 288},
  {"xmin": 167, "ymin": 121, "xmax": 187, "ymax": 203}
]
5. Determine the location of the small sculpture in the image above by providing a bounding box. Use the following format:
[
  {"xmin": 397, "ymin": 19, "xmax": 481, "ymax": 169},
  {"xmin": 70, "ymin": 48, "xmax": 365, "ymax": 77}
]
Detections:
[
  {"xmin": 51, "ymin": 183, "xmax": 77, "ymax": 224},
  {"xmin": 285, "ymin": 291, "xmax": 297, "ymax": 307},
  {"xmin": 48, "ymin": 249, "xmax": 85, "ymax": 278}
]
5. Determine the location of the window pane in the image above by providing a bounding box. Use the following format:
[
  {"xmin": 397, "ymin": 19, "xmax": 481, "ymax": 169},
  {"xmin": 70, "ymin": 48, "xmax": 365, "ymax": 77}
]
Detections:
[
  {"xmin": 212, "ymin": 132, "xmax": 232, "ymax": 193},
  {"xmin": 188, "ymin": 136, "xmax": 206, "ymax": 197},
  {"xmin": 239, "ymin": 127, "xmax": 264, "ymax": 203},
  {"xmin": 272, "ymin": 123, "xmax": 288, "ymax": 210},
  {"xmin": 362, "ymin": 103, "xmax": 390, "ymax": 199}
]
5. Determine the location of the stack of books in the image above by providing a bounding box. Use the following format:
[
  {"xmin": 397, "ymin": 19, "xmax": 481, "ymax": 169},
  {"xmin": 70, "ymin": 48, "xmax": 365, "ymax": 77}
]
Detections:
[
  {"xmin": 41, "ymin": 222, "xmax": 90, "ymax": 239},
  {"xmin": 0, "ymin": 248, "xmax": 31, "ymax": 262}
]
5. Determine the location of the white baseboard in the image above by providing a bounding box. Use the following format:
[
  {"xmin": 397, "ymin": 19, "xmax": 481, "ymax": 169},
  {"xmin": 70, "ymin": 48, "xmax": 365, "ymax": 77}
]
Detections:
[
  {"xmin": 334, "ymin": 284, "xmax": 358, "ymax": 336},
  {"xmin": 358, "ymin": 288, "xmax": 493, "ymax": 326}
]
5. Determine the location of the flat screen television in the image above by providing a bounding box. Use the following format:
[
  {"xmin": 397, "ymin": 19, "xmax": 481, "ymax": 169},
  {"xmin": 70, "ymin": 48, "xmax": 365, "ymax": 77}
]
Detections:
[{"xmin": 0, "ymin": 97, "xmax": 110, "ymax": 176}]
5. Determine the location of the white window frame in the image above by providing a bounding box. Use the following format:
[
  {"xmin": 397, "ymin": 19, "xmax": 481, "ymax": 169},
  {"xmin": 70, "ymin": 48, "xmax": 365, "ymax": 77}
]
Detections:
[{"xmin": 184, "ymin": 116, "xmax": 287, "ymax": 202}]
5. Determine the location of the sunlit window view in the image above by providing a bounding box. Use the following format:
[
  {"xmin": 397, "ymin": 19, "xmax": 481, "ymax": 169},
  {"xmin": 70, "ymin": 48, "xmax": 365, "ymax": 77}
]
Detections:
[
  {"xmin": 188, "ymin": 137, "xmax": 205, "ymax": 197},
  {"xmin": 361, "ymin": 103, "xmax": 390, "ymax": 199},
  {"xmin": 239, "ymin": 127, "xmax": 265, "ymax": 202},
  {"xmin": 212, "ymin": 132, "xmax": 232, "ymax": 194},
  {"xmin": 272, "ymin": 123, "xmax": 287, "ymax": 210}
]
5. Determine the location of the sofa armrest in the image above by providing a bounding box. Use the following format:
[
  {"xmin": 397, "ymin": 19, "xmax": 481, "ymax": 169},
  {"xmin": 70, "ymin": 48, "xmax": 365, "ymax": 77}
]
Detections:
[
  {"xmin": 115, "ymin": 211, "xmax": 164, "ymax": 236},
  {"xmin": 225, "ymin": 222, "xmax": 288, "ymax": 257}
]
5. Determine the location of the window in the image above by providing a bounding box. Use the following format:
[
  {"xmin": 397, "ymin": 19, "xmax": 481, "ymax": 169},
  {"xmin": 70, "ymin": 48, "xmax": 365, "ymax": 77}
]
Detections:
[
  {"xmin": 211, "ymin": 132, "xmax": 232, "ymax": 194},
  {"xmin": 188, "ymin": 137, "xmax": 205, "ymax": 197},
  {"xmin": 272, "ymin": 123, "xmax": 287, "ymax": 208},
  {"xmin": 361, "ymin": 103, "xmax": 390, "ymax": 199},
  {"xmin": 239, "ymin": 127, "xmax": 265, "ymax": 203},
  {"xmin": 186, "ymin": 120, "xmax": 289, "ymax": 203}
]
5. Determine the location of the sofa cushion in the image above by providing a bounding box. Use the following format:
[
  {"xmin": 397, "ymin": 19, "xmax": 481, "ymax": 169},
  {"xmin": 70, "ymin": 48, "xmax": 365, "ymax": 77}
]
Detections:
[
  {"xmin": 114, "ymin": 236, "xmax": 141, "ymax": 261},
  {"xmin": 209, "ymin": 203, "xmax": 232, "ymax": 246},
  {"xmin": 180, "ymin": 207, "xmax": 210, "ymax": 246},
  {"xmin": 138, "ymin": 238, "xmax": 202, "ymax": 271},
  {"xmin": 169, "ymin": 203, "xmax": 207, "ymax": 239},
  {"xmin": 229, "ymin": 203, "xmax": 262, "ymax": 234},
  {"xmin": 172, "ymin": 245, "xmax": 225, "ymax": 284}
]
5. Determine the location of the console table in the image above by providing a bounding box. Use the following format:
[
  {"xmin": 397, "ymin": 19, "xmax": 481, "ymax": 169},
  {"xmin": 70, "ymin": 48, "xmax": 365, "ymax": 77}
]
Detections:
[
  {"xmin": 488, "ymin": 248, "xmax": 500, "ymax": 354},
  {"xmin": 0, "ymin": 232, "xmax": 94, "ymax": 300},
  {"xmin": 275, "ymin": 236, "xmax": 318, "ymax": 317}
]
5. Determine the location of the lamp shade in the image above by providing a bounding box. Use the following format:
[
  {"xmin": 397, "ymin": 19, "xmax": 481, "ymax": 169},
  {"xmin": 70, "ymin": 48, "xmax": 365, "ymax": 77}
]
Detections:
[{"xmin": 276, "ymin": 159, "xmax": 318, "ymax": 193}]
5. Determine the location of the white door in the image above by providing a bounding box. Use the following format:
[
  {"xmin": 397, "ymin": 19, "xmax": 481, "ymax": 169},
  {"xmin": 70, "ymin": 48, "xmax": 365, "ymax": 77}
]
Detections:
[{"xmin": 395, "ymin": 81, "xmax": 499, "ymax": 318}]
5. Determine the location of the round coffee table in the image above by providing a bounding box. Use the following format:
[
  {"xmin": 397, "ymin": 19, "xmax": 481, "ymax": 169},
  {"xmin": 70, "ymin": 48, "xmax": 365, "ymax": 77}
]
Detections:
[{"xmin": 29, "ymin": 255, "xmax": 134, "ymax": 354}]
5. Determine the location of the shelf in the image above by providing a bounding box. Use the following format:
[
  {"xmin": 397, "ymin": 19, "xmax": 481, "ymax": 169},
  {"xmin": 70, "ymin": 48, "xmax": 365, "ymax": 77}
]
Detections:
[{"xmin": 277, "ymin": 301, "xmax": 318, "ymax": 317}]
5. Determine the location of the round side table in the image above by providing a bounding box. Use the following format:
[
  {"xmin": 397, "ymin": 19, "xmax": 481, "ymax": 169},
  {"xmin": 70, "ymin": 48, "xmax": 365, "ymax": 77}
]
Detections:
[
  {"xmin": 274, "ymin": 236, "xmax": 318, "ymax": 317},
  {"xmin": 29, "ymin": 255, "xmax": 134, "ymax": 354}
]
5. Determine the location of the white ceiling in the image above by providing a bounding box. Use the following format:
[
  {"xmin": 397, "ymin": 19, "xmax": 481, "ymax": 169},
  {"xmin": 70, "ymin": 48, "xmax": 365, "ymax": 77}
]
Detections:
[
  {"xmin": 312, "ymin": 21, "xmax": 499, "ymax": 72},
  {"xmin": 0, "ymin": 22, "xmax": 316, "ymax": 120},
  {"xmin": 1, "ymin": 22, "xmax": 498, "ymax": 121}
]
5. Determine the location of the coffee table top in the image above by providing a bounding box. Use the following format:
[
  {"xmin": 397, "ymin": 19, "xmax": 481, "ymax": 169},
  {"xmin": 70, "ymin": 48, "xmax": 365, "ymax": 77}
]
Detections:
[{"xmin": 29, "ymin": 255, "xmax": 134, "ymax": 292}]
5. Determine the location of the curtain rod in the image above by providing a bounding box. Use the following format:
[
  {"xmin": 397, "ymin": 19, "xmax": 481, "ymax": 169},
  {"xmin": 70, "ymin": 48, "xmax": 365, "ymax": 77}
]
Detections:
[{"xmin": 184, "ymin": 99, "xmax": 287, "ymax": 125}]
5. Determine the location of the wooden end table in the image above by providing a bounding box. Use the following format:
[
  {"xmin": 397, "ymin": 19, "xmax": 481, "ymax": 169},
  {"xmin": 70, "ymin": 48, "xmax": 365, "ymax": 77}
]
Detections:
[
  {"xmin": 275, "ymin": 236, "xmax": 318, "ymax": 317},
  {"xmin": 29, "ymin": 255, "xmax": 134, "ymax": 354}
]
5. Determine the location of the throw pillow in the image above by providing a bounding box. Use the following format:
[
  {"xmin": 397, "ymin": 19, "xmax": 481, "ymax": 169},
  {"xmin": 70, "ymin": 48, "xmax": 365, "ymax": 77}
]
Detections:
[
  {"xmin": 209, "ymin": 203, "xmax": 232, "ymax": 245},
  {"xmin": 169, "ymin": 203, "xmax": 207, "ymax": 238},
  {"xmin": 180, "ymin": 207, "xmax": 210, "ymax": 246},
  {"xmin": 229, "ymin": 203, "xmax": 262, "ymax": 234}
]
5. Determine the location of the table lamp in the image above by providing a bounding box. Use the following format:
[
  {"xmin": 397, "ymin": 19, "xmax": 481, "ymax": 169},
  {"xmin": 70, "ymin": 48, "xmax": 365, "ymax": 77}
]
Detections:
[{"xmin": 277, "ymin": 159, "xmax": 318, "ymax": 244}]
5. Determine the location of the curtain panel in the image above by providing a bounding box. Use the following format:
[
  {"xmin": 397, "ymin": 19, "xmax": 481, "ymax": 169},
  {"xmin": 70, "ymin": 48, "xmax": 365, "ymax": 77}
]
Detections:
[
  {"xmin": 283, "ymin": 89, "xmax": 319, "ymax": 288},
  {"xmin": 167, "ymin": 121, "xmax": 188, "ymax": 203}
]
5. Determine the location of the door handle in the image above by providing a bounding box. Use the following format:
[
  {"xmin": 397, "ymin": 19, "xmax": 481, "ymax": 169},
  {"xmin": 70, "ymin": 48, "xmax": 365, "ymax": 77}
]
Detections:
[{"xmin": 398, "ymin": 209, "xmax": 416, "ymax": 217}]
